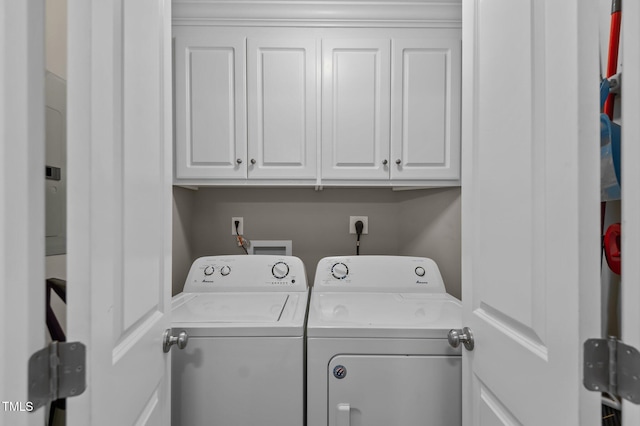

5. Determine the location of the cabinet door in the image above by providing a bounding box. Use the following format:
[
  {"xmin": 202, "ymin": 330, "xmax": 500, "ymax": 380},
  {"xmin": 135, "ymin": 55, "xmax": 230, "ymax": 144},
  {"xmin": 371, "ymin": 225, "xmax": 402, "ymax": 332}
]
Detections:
[
  {"xmin": 322, "ymin": 39, "xmax": 391, "ymax": 180},
  {"xmin": 391, "ymin": 38, "xmax": 461, "ymax": 180},
  {"xmin": 247, "ymin": 37, "xmax": 317, "ymax": 179},
  {"xmin": 174, "ymin": 28, "xmax": 246, "ymax": 179}
]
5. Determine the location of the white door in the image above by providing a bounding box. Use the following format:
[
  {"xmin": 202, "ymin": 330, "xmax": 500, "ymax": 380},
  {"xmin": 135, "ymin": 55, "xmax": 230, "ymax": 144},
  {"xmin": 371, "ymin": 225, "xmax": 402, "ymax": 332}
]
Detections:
[
  {"xmin": 622, "ymin": 0, "xmax": 640, "ymax": 423},
  {"xmin": 0, "ymin": 1, "xmax": 46, "ymax": 425},
  {"xmin": 461, "ymin": 0, "xmax": 601, "ymax": 424},
  {"xmin": 66, "ymin": 0, "xmax": 173, "ymax": 425}
]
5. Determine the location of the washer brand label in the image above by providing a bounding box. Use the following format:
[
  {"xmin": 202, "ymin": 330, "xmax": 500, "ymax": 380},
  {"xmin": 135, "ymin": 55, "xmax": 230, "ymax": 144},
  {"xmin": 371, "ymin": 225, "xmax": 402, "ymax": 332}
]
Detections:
[
  {"xmin": 333, "ymin": 365, "xmax": 347, "ymax": 379},
  {"xmin": 416, "ymin": 280, "xmax": 429, "ymax": 285}
]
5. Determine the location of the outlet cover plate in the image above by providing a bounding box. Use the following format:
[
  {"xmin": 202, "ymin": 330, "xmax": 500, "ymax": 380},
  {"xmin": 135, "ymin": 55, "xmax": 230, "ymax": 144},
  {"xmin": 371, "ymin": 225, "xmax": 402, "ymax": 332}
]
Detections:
[
  {"xmin": 349, "ymin": 216, "xmax": 368, "ymax": 234},
  {"xmin": 232, "ymin": 217, "xmax": 243, "ymax": 235}
]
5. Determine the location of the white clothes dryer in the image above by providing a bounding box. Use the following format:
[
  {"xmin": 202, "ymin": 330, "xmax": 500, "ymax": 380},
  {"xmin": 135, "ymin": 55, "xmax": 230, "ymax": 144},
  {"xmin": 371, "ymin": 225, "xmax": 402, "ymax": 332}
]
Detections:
[
  {"xmin": 307, "ymin": 256, "xmax": 462, "ymax": 426},
  {"xmin": 171, "ymin": 255, "xmax": 308, "ymax": 426}
]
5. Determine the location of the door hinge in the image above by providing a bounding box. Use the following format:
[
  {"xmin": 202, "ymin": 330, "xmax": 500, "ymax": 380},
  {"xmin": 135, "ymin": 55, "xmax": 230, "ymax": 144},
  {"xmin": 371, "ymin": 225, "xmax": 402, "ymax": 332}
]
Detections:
[
  {"xmin": 584, "ymin": 337, "xmax": 640, "ymax": 404},
  {"xmin": 28, "ymin": 341, "xmax": 86, "ymax": 412}
]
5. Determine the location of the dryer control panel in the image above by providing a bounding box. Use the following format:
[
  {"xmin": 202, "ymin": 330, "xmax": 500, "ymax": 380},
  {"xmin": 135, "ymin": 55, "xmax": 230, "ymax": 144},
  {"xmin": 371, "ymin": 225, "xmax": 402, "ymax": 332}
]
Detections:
[
  {"xmin": 183, "ymin": 255, "xmax": 308, "ymax": 293},
  {"xmin": 314, "ymin": 256, "xmax": 446, "ymax": 293}
]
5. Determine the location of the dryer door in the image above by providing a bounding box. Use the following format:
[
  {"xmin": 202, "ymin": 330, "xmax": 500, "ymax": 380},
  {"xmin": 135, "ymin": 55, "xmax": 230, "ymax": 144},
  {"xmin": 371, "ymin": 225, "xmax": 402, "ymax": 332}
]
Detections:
[{"xmin": 328, "ymin": 355, "xmax": 461, "ymax": 426}]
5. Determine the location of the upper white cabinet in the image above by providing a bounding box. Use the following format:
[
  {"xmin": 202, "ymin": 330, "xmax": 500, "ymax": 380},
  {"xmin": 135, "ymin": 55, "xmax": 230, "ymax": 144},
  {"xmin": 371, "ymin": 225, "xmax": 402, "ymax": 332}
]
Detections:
[
  {"xmin": 247, "ymin": 37, "xmax": 317, "ymax": 179},
  {"xmin": 172, "ymin": 0, "xmax": 462, "ymax": 187},
  {"xmin": 321, "ymin": 33, "xmax": 461, "ymax": 183},
  {"xmin": 174, "ymin": 28, "xmax": 317, "ymax": 181},
  {"xmin": 174, "ymin": 27, "xmax": 246, "ymax": 179},
  {"xmin": 390, "ymin": 37, "xmax": 461, "ymax": 180},
  {"xmin": 321, "ymin": 38, "xmax": 391, "ymax": 180}
]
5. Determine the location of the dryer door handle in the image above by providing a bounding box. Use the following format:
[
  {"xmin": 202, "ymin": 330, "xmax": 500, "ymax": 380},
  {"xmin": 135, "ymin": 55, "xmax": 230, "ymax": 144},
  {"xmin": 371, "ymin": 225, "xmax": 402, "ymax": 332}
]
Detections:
[{"xmin": 336, "ymin": 403, "xmax": 350, "ymax": 426}]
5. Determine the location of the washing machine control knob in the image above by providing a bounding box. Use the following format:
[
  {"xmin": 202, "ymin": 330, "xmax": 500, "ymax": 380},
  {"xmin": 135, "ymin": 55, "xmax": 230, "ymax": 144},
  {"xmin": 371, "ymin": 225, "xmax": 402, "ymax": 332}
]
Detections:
[
  {"xmin": 272, "ymin": 262, "xmax": 289, "ymax": 279},
  {"xmin": 220, "ymin": 265, "xmax": 231, "ymax": 276},
  {"xmin": 331, "ymin": 262, "xmax": 349, "ymax": 280},
  {"xmin": 415, "ymin": 266, "xmax": 426, "ymax": 277},
  {"xmin": 204, "ymin": 266, "xmax": 214, "ymax": 276}
]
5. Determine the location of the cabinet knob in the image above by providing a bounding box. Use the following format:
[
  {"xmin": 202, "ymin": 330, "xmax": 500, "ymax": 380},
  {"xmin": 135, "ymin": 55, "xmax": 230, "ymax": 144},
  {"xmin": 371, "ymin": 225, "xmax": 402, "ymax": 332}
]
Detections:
[
  {"xmin": 382, "ymin": 159, "xmax": 388, "ymax": 165},
  {"xmin": 251, "ymin": 158, "xmax": 256, "ymax": 165},
  {"xmin": 236, "ymin": 158, "xmax": 242, "ymax": 164},
  {"xmin": 395, "ymin": 159, "xmax": 401, "ymax": 165}
]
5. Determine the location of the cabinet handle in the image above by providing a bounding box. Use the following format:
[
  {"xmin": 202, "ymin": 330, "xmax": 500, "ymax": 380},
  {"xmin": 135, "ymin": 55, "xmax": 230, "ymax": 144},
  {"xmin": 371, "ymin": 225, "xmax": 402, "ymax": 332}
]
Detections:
[
  {"xmin": 382, "ymin": 159, "xmax": 388, "ymax": 165},
  {"xmin": 395, "ymin": 159, "xmax": 401, "ymax": 165},
  {"xmin": 250, "ymin": 158, "xmax": 256, "ymax": 165},
  {"xmin": 236, "ymin": 158, "xmax": 242, "ymax": 164}
]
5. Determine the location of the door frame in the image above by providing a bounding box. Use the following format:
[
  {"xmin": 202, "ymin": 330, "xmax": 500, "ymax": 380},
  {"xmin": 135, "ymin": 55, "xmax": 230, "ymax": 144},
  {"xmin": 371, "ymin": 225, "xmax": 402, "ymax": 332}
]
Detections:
[{"xmin": 0, "ymin": 1, "xmax": 46, "ymax": 425}]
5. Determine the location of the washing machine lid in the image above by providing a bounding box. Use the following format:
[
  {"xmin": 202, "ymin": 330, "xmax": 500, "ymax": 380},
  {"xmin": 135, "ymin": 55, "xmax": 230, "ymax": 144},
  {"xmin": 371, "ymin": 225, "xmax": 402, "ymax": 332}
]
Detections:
[
  {"xmin": 306, "ymin": 292, "xmax": 461, "ymax": 338},
  {"xmin": 171, "ymin": 291, "xmax": 308, "ymax": 337}
]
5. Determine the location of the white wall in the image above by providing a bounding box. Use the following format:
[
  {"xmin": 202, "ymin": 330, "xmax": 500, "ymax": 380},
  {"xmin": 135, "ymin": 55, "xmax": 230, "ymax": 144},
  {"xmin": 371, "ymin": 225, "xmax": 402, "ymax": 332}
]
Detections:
[{"xmin": 172, "ymin": 187, "xmax": 462, "ymax": 299}]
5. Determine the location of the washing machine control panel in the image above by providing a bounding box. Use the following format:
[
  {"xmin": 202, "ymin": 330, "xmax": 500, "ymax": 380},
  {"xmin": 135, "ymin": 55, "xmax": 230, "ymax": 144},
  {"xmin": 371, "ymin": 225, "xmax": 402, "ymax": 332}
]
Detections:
[
  {"xmin": 315, "ymin": 256, "xmax": 446, "ymax": 293},
  {"xmin": 183, "ymin": 255, "xmax": 307, "ymax": 293}
]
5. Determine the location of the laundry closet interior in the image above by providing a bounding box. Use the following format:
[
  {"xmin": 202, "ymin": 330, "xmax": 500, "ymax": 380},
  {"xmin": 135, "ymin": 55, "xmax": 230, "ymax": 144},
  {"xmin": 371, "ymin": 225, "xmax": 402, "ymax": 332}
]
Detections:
[{"xmin": 169, "ymin": 2, "xmax": 464, "ymax": 424}]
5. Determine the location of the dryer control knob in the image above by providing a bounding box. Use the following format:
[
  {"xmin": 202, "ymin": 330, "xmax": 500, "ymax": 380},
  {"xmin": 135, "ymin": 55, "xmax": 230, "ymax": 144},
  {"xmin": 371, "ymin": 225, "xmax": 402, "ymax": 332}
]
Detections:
[
  {"xmin": 331, "ymin": 262, "xmax": 349, "ymax": 280},
  {"xmin": 272, "ymin": 262, "xmax": 289, "ymax": 279},
  {"xmin": 415, "ymin": 266, "xmax": 426, "ymax": 277},
  {"xmin": 204, "ymin": 266, "xmax": 214, "ymax": 276},
  {"xmin": 220, "ymin": 265, "xmax": 231, "ymax": 276}
]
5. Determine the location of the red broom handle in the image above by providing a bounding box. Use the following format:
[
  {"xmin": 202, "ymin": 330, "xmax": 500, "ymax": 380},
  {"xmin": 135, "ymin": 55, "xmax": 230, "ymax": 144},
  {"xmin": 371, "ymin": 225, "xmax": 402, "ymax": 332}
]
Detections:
[{"xmin": 604, "ymin": 1, "xmax": 622, "ymax": 119}]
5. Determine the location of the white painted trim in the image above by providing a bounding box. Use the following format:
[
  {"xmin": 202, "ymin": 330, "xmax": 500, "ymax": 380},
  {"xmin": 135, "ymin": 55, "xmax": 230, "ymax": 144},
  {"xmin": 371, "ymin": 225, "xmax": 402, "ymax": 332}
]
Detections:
[
  {"xmin": 172, "ymin": 179, "xmax": 460, "ymax": 188},
  {"xmin": 172, "ymin": 0, "xmax": 461, "ymax": 27},
  {"xmin": 0, "ymin": 1, "xmax": 46, "ymax": 424},
  {"xmin": 622, "ymin": 0, "xmax": 640, "ymax": 423},
  {"xmin": 65, "ymin": 0, "xmax": 98, "ymax": 422},
  {"xmin": 573, "ymin": 1, "xmax": 604, "ymax": 423}
]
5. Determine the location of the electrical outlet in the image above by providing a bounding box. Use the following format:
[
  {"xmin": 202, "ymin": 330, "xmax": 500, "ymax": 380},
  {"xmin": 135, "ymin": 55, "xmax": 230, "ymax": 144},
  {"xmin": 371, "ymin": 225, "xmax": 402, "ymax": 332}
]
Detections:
[
  {"xmin": 349, "ymin": 216, "xmax": 368, "ymax": 234},
  {"xmin": 232, "ymin": 217, "xmax": 244, "ymax": 235}
]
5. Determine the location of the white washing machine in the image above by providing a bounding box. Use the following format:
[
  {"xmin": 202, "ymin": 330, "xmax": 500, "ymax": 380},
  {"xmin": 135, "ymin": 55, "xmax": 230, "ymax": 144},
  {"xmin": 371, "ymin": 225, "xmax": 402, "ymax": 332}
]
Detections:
[
  {"xmin": 171, "ymin": 255, "xmax": 308, "ymax": 426},
  {"xmin": 307, "ymin": 256, "xmax": 462, "ymax": 426}
]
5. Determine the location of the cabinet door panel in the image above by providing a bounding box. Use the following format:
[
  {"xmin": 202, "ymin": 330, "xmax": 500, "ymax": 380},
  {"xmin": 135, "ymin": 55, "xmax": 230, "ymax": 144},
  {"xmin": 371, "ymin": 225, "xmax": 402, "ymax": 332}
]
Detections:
[
  {"xmin": 174, "ymin": 28, "xmax": 246, "ymax": 179},
  {"xmin": 322, "ymin": 39, "xmax": 390, "ymax": 179},
  {"xmin": 247, "ymin": 38, "xmax": 317, "ymax": 179},
  {"xmin": 391, "ymin": 38, "xmax": 461, "ymax": 180}
]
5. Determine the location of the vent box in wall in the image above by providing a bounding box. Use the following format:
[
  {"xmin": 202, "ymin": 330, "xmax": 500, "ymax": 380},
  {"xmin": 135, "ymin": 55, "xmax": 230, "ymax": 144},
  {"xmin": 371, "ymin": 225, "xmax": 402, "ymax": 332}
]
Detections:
[{"xmin": 250, "ymin": 240, "xmax": 292, "ymax": 256}]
